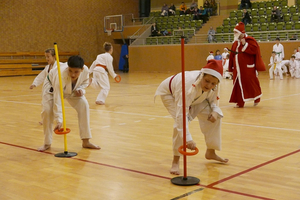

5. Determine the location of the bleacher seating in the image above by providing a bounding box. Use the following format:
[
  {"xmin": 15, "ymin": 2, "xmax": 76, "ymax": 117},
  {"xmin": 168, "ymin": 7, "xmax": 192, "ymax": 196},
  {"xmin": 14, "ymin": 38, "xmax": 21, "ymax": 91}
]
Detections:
[
  {"xmin": 0, "ymin": 51, "xmax": 79, "ymax": 76},
  {"xmin": 215, "ymin": 0, "xmax": 300, "ymax": 42}
]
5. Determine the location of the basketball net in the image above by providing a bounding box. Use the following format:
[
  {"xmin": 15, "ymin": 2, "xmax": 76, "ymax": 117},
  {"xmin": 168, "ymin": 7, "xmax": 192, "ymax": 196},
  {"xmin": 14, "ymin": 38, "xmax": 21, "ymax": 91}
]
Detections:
[{"xmin": 107, "ymin": 29, "xmax": 113, "ymax": 36}]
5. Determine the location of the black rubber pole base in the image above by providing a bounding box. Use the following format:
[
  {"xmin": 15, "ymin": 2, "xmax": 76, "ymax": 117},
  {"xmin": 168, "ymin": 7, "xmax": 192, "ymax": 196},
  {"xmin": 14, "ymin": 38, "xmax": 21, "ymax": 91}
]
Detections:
[
  {"xmin": 55, "ymin": 151, "xmax": 77, "ymax": 158},
  {"xmin": 171, "ymin": 176, "xmax": 200, "ymax": 186}
]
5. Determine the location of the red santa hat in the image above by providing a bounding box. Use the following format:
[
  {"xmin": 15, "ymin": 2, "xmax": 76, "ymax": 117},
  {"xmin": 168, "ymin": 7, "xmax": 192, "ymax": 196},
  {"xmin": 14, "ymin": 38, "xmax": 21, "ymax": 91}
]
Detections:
[
  {"xmin": 201, "ymin": 60, "xmax": 223, "ymax": 82},
  {"xmin": 234, "ymin": 22, "xmax": 245, "ymax": 34},
  {"xmin": 209, "ymin": 51, "xmax": 213, "ymax": 54}
]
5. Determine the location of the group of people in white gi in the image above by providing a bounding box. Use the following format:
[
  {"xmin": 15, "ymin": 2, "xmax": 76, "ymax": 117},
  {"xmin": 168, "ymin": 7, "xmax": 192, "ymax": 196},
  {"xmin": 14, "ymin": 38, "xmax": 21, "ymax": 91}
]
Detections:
[{"xmin": 269, "ymin": 38, "xmax": 300, "ymax": 80}]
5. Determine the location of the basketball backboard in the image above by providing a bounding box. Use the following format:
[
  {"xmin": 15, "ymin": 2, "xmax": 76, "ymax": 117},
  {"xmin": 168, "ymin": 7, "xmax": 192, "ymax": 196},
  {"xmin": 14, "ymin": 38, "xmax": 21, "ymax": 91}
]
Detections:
[{"xmin": 104, "ymin": 14, "xmax": 123, "ymax": 33}]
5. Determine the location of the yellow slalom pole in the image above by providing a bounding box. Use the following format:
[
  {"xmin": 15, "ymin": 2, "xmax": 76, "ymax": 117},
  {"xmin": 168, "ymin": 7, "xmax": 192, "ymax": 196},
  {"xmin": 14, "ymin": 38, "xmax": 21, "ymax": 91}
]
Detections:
[{"xmin": 54, "ymin": 43, "xmax": 68, "ymax": 153}]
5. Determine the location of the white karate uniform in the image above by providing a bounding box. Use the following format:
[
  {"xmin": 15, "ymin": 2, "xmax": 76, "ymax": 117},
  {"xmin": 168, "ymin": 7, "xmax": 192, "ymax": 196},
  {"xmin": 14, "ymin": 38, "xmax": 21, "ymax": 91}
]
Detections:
[
  {"xmin": 269, "ymin": 56, "xmax": 283, "ymax": 79},
  {"xmin": 42, "ymin": 63, "xmax": 92, "ymax": 145},
  {"xmin": 221, "ymin": 52, "xmax": 229, "ymax": 66},
  {"xmin": 206, "ymin": 54, "xmax": 214, "ymax": 61},
  {"xmin": 273, "ymin": 43, "xmax": 285, "ymax": 60},
  {"xmin": 289, "ymin": 59, "xmax": 300, "ymax": 78},
  {"xmin": 223, "ymin": 59, "xmax": 231, "ymax": 79},
  {"xmin": 89, "ymin": 52, "xmax": 117, "ymax": 103},
  {"xmin": 31, "ymin": 62, "xmax": 58, "ymax": 88},
  {"xmin": 155, "ymin": 71, "xmax": 223, "ymax": 156},
  {"xmin": 295, "ymin": 52, "xmax": 300, "ymax": 67},
  {"xmin": 281, "ymin": 60, "xmax": 289, "ymax": 73},
  {"xmin": 31, "ymin": 62, "xmax": 58, "ymax": 120}
]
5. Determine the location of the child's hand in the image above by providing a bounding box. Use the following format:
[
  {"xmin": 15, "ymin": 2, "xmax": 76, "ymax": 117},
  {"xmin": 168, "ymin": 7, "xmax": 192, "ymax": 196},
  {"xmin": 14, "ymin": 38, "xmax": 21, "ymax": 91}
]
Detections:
[
  {"xmin": 186, "ymin": 140, "xmax": 196, "ymax": 150},
  {"xmin": 54, "ymin": 122, "xmax": 62, "ymax": 132},
  {"xmin": 74, "ymin": 89, "xmax": 84, "ymax": 97},
  {"xmin": 29, "ymin": 85, "xmax": 36, "ymax": 89},
  {"xmin": 207, "ymin": 111, "xmax": 218, "ymax": 123}
]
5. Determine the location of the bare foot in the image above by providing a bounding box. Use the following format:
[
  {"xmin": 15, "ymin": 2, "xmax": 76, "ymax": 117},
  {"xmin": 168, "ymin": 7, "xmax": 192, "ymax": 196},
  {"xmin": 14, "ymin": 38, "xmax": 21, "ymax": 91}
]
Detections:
[
  {"xmin": 170, "ymin": 156, "xmax": 180, "ymax": 175},
  {"xmin": 37, "ymin": 144, "xmax": 51, "ymax": 152},
  {"xmin": 39, "ymin": 121, "xmax": 43, "ymax": 125},
  {"xmin": 82, "ymin": 139, "xmax": 101, "ymax": 149},
  {"xmin": 95, "ymin": 101, "xmax": 105, "ymax": 105},
  {"xmin": 205, "ymin": 149, "xmax": 229, "ymax": 163}
]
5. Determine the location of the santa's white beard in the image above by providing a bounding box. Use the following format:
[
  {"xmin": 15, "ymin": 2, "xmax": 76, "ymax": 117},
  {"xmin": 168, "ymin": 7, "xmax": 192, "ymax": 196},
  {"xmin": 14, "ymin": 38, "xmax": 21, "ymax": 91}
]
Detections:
[{"xmin": 234, "ymin": 33, "xmax": 241, "ymax": 41}]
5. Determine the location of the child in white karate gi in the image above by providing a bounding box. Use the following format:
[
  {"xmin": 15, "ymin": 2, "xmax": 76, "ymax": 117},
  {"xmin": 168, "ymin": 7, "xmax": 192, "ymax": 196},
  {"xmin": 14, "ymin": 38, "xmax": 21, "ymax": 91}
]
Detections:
[
  {"xmin": 89, "ymin": 42, "xmax": 121, "ymax": 105},
  {"xmin": 269, "ymin": 51, "xmax": 283, "ymax": 80},
  {"xmin": 30, "ymin": 48, "xmax": 59, "ymax": 125},
  {"xmin": 223, "ymin": 54, "xmax": 232, "ymax": 79},
  {"xmin": 206, "ymin": 51, "xmax": 214, "ymax": 61},
  {"xmin": 38, "ymin": 56, "xmax": 100, "ymax": 152},
  {"xmin": 289, "ymin": 55, "xmax": 300, "ymax": 78},
  {"xmin": 155, "ymin": 60, "xmax": 228, "ymax": 175}
]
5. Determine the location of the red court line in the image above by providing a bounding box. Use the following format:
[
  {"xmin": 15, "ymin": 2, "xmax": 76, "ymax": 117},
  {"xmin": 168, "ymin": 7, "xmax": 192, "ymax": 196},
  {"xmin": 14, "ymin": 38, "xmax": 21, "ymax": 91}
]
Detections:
[
  {"xmin": 1, "ymin": 141, "xmax": 298, "ymax": 200},
  {"xmin": 207, "ymin": 149, "xmax": 300, "ymax": 188}
]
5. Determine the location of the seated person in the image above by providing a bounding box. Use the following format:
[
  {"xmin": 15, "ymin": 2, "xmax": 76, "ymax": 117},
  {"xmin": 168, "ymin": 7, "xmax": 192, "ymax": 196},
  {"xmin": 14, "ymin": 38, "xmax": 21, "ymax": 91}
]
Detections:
[
  {"xmin": 239, "ymin": 0, "xmax": 252, "ymax": 10},
  {"xmin": 207, "ymin": 26, "xmax": 215, "ymax": 43},
  {"xmin": 161, "ymin": 3, "xmax": 169, "ymax": 16},
  {"xmin": 203, "ymin": 0, "xmax": 212, "ymax": 16},
  {"xmin": 179, "ymin": 2, "xmax": 187, "ymax": 15},
  {"xmin": 271, "ymin": 6, "xmax": 281, "ymax": 22},
  {"xmin": 169, "ymin": 3, "xmax": 176, "ymax": 15},
  {"xmin": 198, "ymin": 6, "xmax": 208, "ymax": 23},
  {"xmin": 241, "ymin": 9, "xmax": 251, "ymax": 25},
  {"xmin": 151, "ymin": 23, "xmax": 161, "ymax": 36}
]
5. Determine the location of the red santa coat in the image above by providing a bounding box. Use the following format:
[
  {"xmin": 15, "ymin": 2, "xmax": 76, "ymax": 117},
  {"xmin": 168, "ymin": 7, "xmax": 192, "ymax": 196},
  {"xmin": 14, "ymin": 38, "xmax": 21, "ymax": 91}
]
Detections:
[{"xmin": 228, "ymin": 36, "xmax": 266, "ymax": 103}]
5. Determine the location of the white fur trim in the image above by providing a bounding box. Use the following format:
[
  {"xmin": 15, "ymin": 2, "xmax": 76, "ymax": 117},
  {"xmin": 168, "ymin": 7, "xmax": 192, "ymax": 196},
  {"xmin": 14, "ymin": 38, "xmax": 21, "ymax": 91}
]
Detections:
[
  {"xmin": 234, "ymin": 28, "xmax": 241, "ymax": 34},
  {"xmin": 242, "ymin": 42, "xmax": 248, "ymax": 52},
  {"xmin": 201, "ymin": 68, "xmax": 223, "ymax": 82}
]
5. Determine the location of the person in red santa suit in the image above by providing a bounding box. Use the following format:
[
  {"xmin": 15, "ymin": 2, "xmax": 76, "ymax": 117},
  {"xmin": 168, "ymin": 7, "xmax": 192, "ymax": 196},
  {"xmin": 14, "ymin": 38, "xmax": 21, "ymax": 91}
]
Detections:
[{"xmin": 228, "ymin": 22, "xmax": 266, "ymax": 108}]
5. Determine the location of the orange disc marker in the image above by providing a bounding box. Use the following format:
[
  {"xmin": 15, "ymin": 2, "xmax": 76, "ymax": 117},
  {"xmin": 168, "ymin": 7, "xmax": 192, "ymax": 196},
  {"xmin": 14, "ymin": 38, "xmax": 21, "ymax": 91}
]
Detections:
[
  {"xmin": 114, "ymin": 74, "xmax": 121, "ymax": 83},
  {"xmin": 54, "ymin": 128, "xmax": 71, "ymax": 135},
  {"xmin": 178, "ymin": 145, "xmax": 199, "ymax": 156}
]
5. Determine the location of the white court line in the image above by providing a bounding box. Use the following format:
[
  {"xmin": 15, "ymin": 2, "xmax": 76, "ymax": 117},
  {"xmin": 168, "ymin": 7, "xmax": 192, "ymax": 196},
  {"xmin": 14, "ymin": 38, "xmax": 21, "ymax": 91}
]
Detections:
[
  {"xmin": 2, "ymin": 92, "xmax": 300, "ymax": 132},
  {"xmin": 222, "ymin": 122, "xmax": 300, "ymax": 132}
]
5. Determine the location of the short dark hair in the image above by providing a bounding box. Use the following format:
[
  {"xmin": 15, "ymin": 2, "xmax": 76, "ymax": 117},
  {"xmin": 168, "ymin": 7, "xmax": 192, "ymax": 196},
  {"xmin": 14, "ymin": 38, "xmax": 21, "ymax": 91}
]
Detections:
[
  {"xmin": 276, "ymin": 37, "xmax": 280, "ymax": 41},
  {"xmin": 67, "ymin": 55, "xmax": 84, "ymax": 69},
  {"xmin": 291, "ymin": 55, "xmax": 296, "ymax": 58}
]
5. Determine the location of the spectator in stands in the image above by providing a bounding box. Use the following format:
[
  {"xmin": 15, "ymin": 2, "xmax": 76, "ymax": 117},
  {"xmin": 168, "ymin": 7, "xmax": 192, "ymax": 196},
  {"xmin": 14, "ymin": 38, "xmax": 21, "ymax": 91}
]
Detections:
[
  {"xmin": 161, "ymin": 3, "xmax": 169, "ymax": 16},
  {"xmin": 179, "ymin": 2, "xmax": 187, "ymax": 15},
  {"xmin": 271, "ymin": 6, "xmax": 281, "ymax": 22},
  {"xmin": 242, "ymin": 9, "xmax": 251, "ymax": 25},
  {"xmin": 207, "ymin": 26, "xmax": 215, "ymax": 43},
  {"xmin": 192, "ymin": 6, "xmax": 200, "ymax": 20},
  {"xmin": 190, "ymin": 0, "xmax": 198, "ymax": 10},
  {"xmin": 169, "ymin": 3, "xmax": 176, "ymax": 16},
  {"xmin": 228, "ymin": 22, "xmax": 266, "ymax": 108},
  {"xmin": 290, "ymin": 35, "xmax": 297, "ymax": 40},
  {"xmin": 203, "ymin": 0, "xmax": 212, "ymax": 16},
  {"xmin": 209, "ymin": 0, "xmax": 218, "ymax": 16},
  {"xmin": 239, "ymin": 0, "xmax": 252, "ymax": 10},
  {"xmin": 214, "ymin": 50, "xmax": 222, "ymax": 60},
  {"xmin": 206, "ymin": 51, "xmax": 214, "ymax": 61},
  {"xmin": 151, "ymin": 23, "xmax": 161, "ymax": 36},
  {"xmin": 198, "ymin": 6, "xmax": 208, "ymax": 23}
]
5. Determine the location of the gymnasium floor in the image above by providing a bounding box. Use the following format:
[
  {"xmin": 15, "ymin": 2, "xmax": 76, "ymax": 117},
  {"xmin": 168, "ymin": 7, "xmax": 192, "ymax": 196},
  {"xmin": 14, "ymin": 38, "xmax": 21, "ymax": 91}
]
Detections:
[{"xmin": 0, "ymin": 71, "xmax": 299, "ymax": 200}]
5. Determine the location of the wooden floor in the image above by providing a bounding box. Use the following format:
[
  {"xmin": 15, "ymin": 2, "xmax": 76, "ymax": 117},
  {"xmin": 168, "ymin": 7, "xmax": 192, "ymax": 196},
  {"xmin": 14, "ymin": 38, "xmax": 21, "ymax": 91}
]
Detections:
[{"xmin": 1, "ymin": 71, "xmax": 300, "ymax": 200}]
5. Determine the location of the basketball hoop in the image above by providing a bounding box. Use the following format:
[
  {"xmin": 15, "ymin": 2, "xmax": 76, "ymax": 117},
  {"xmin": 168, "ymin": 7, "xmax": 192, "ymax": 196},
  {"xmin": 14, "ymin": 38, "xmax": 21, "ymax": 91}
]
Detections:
[{"xmin": 107, "ymin": 29, "xmax": 114, "ymax": 36}]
